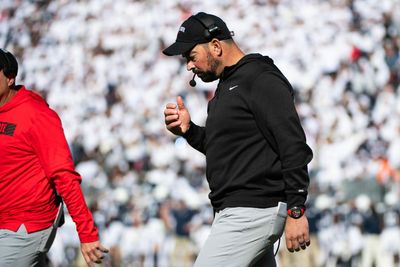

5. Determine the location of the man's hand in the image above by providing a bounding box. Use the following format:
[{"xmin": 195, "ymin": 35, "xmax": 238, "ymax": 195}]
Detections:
[
  {"xmin": 164, "ymin": 96, "xmax": 191, "ymax": 136},
  {"xmin": 285, "ymin": 215, "xmax": 311, "ymax": 252},
  {"xmin": 81, "ymin": 241, "xmax": 109, "ymax": 267}
]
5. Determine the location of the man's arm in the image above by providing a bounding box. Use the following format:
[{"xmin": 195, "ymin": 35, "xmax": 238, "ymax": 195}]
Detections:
[
  {"xmin": 249, "ymin": 72, "xmax": 313, "ymax": 251},
  {"xmin": 30, "ymin": 106, "xmax": 109, "ymax": 265}
]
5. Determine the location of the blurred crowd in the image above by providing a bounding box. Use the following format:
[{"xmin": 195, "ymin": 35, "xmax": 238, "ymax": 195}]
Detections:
[{"xmin": 1, "ymin": 0, "xmax": 400, "ymax": 266}]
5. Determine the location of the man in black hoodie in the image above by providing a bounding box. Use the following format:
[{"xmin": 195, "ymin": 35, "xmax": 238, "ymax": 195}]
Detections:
[{"xmin": 163, "ymin": 12, "xmax": 313, "ymax": 267}]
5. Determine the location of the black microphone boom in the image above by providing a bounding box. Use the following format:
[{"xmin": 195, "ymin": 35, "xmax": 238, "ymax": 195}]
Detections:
[{"xmin": 189, "ymin": 73, "xmax": 197, "ymax": 87}]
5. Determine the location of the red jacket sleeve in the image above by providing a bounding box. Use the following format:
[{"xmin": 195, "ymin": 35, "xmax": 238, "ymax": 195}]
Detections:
[{"xmin": 28, "ymin": 104, "xmax": 99, "ymax": 243}]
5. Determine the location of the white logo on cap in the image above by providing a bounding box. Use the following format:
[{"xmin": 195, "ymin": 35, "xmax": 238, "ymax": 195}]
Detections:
[{"xmin": 179, "ymin": 26, "xmax": 185, "ymax": 33}]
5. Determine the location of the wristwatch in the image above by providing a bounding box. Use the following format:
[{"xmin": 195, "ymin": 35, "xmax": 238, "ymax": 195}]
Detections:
[{"xmin": 287, "ymin": 206, "xmax": 305, "ymax": 219}]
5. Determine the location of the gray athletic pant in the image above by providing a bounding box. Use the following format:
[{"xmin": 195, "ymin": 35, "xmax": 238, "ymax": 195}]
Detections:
[
  {"xmin": 194, "ymin": 202, "xmax": 287, "ymax": 267},
  {"xmin": 0, "ymin": 224, "xmax": 54, "ymax": 267}
]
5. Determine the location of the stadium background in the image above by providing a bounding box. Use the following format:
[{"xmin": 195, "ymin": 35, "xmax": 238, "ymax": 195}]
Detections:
[{"xmin": 1, "ymin": 0, "xmax": 400, "ymax": 266}]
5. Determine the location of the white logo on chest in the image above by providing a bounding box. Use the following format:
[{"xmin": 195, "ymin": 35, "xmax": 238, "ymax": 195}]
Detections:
[{"xmin": 229, "ymin": 85, "xmax": 239, "ymax": 91}]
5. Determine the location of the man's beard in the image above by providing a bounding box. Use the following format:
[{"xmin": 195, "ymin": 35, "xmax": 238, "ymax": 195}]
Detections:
[{"xmin": 196, "ymin": 51, "xmax": 220, "ymax": 83}]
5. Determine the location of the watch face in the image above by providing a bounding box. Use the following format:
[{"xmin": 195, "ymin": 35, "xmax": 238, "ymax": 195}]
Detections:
[
  {"xmin": 292, "ymin": 209, "xmax": 302, "ymax": 218},
  {"xmin": 289, "ymin": 207, "xmax": 304, "ymax": 219}
]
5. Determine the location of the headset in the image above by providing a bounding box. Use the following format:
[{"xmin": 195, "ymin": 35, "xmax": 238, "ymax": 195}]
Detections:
[
  {"xmin": 191, "ymin": 13, "xmax": 222, "ymax": 40},
  {"xmin": 0, "ymin": 48, "xmax": 18, "ymax": 78}
]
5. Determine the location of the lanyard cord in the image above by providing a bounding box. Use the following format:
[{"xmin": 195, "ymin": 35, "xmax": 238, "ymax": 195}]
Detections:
[{"xmin": 274, "ymin": 237, "xmax": 281, "ymax": 257}]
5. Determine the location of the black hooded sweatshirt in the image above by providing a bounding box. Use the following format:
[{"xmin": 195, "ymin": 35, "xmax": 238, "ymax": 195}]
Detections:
[{"xmin": 183, "ymin": 53, "xmax": 313, "ymax": 211}]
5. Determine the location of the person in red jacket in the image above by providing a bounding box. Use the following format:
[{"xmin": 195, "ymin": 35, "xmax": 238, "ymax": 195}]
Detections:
[{"xmin": 0, "ymin": 48, "xmax": 108, "ymax": 266}]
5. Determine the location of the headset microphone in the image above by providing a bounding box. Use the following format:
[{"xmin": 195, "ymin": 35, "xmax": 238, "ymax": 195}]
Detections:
[{"xmin": 189, "ymin": 73, "xmax": 197, "ymax": 87}]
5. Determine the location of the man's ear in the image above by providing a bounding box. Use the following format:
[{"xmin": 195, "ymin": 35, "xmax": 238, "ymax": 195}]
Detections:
[
  {"xmin": 209, "ymin": 39, "xmax": 223, "ymax": 56},
  {"xmin": 7, "ymin": 77, "xmax": 15, "ymax": 87}
]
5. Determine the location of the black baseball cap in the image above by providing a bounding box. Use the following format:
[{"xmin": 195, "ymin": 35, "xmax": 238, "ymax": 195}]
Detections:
[
  {"xmin": 0, "ymin": 49, "xmax": 18, "ymax": 78},
  {"xmin": 163, "ymin": 12, "xmax": 233, "ymax": 56}
]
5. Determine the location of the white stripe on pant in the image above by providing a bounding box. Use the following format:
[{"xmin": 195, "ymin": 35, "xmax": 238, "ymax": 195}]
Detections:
[{"xmin": 193, "ymin": 202, "xmax": 287, "ymax": 267}]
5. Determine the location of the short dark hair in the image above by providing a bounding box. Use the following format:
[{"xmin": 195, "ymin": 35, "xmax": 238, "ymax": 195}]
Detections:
[{"xmin": 0, "ymin": 49, "xmax": 18, "ymax": 79}]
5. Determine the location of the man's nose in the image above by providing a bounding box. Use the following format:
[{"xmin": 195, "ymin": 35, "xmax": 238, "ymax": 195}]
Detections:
[{"xmin": 187, "ymin": 61, "xmax": 195, "ymax": 71}]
